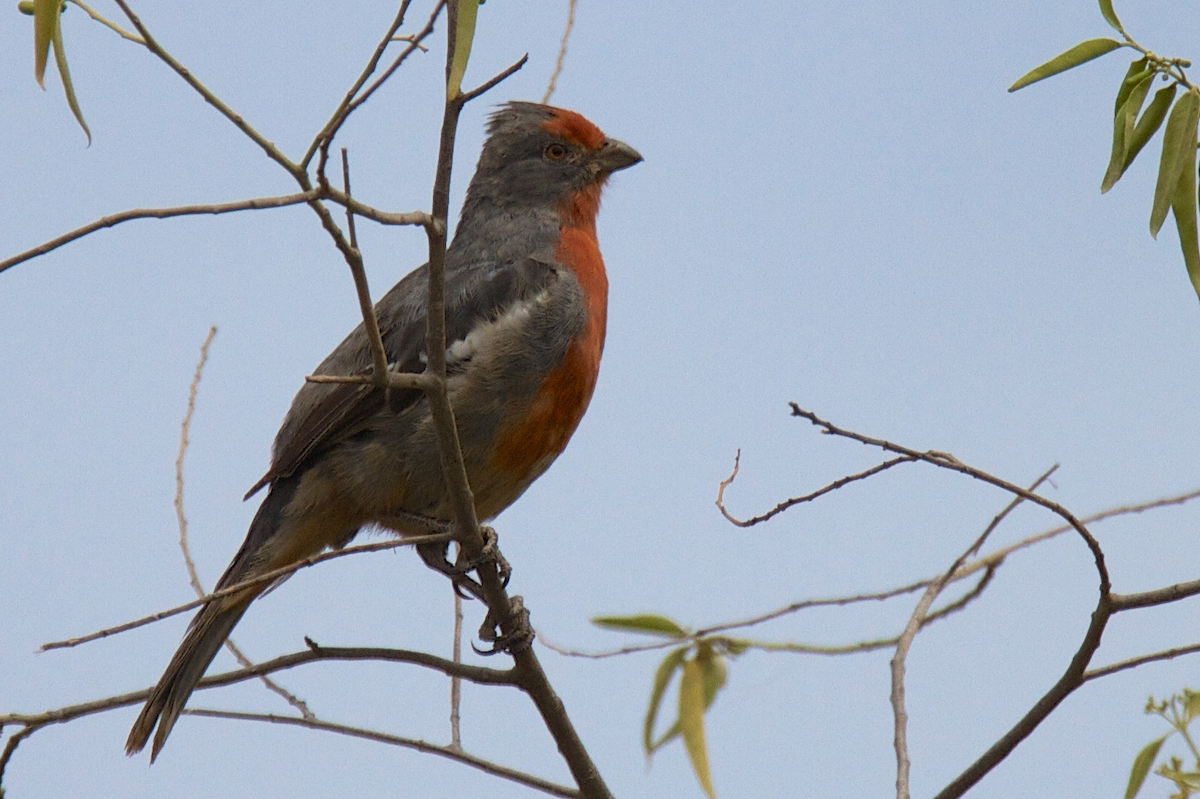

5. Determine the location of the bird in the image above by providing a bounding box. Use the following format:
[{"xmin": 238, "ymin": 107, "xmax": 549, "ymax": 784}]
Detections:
[{"xmin": 125, "ymin": 101, "xmax": 642, "ymax": 760}]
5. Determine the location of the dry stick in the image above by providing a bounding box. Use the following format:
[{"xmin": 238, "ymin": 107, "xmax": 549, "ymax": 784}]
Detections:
[
  {"xmin": 305, "ymin": 0, "xmax": 448, "ymax": 172},
  {"xmin": 173, "ymin": 327, "xmax": 315, "ymax": 719},
  {"xmin": 1084, "ymin": 640, "xmax": 1200, "ymax": 682},
  {"xmin": 183, "ymin": 709, "xmax": 578, "ymax": 798},
  {"xmin": 784, "ymin": 406, "xmax": 1117, "ymax": 799},
  {"xmin": 306, "ymin": 0, "xmax": 415, "ymax": 174},
  {"xmin": 892, "ymin": 467, "xmax": 1055, "ymax": 799},
  {"xmin": 41, "ymin": 534, "xmax": 451, "ymax": 651},
  {"xmin": 412, "ymin": 8, "xmax": 608, "ymax": 793},
  {"xmin": 6, "ymin": 646, "xmax": 515, "ymax": 730},
  {"xmin": 67, "ymin": 0, "xmax": 144, "ymax": 43},
  {"xmin": 0, "ymin": 723, "xmax": 38, "ymax": 786},
  {"xmin": 0, "ymin": 192, "xmax": 316, "ymax": 275},
  {"xmin": 112, "ymin": 0, "xmax": 302, "ymax": 178},
  {"xmin": 716, "ymin": 448, "xmax": 918, "ymax": 527},
  {"xmin": 451, "ymin": 590, "xmax": 464, "ymax": 750},
  {"xmin": 541, "ymin": 0, "xmax": 577, "ymax": 104},
  {"xmin": 338, "ymin": 148, "xmax": 391, "ymax": 384}
]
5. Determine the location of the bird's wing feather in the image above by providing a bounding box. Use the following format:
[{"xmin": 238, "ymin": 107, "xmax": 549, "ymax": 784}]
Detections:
[{"xmin": 245, "ymin": 257, "xmax": 560, "ymax": 497}]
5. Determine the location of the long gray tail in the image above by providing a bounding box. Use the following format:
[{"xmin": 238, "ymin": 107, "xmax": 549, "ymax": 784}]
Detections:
[
  {"xmin": 124, "ymin": 593, "xmax": 253, "ymax": 760},
  {"xmin": 126, "ymin": 476, "xmax": 299, "ymax": 760}
]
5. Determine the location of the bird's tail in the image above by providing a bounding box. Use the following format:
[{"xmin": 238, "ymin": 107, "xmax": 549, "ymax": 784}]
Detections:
[
  {"xmin": 126, "ymin": 476, "xmax": 301, "ymax": 760},
  {"xmin": 124, "ymin": 589, "xmax": 254, "ymax": 760}
]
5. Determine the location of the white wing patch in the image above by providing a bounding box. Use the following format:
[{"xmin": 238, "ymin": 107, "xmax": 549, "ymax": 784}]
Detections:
[{"xmin": 445, "ymin": 290, "xmax": 546, "ymax": 369}]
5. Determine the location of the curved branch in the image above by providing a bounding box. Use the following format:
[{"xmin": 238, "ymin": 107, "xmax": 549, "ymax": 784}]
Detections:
[
  {"xmin": 40, "ymin": 533, "xmax": 453, "ymax": 651},
  {"xmin": 184, "ymin": 709, "xmax": 577, "ymax": 798},
  {"xmin": 0, "ymin": 192, "xmax": 316, "ymax": 275}
]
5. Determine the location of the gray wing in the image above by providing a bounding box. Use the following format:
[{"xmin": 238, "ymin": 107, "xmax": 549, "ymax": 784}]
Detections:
[{"xmin": 244, "ymin": 257, "xmax": 561, "ymax": 498}]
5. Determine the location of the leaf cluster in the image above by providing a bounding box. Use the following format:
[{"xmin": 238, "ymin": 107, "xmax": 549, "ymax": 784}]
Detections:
[
  {"xmin": 1009, "ymin": 0, "xmax": 1200, "ymax": 300},
  {"xmin": 592, "ymin": 614, "xmax": 748, "ymax": 799},
  {"xmin": 1126, "ymin": 690, "xmax": 1200, "ymax": 799}
]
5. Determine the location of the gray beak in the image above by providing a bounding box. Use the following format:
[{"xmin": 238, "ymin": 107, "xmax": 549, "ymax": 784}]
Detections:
[{"xmin": 596, "ymin": 138, "xmax": 643, "ymax": 174}]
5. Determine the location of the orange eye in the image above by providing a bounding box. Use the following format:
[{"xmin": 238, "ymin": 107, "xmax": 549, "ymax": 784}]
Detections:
[{"xmin": 544, "ymin": 143, "xmax": 568, "ymax": 160}]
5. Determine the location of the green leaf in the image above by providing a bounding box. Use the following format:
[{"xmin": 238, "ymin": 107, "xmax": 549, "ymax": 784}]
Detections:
[
  {"xmin": 1098, "ymin": 0, "xmax": 1123, "ymax": 32},
  {"xmin": 1169, "ymin": 121, "xmax": 1200, "ymax": 301},
  {"xmin": 50, "ymin": 7, "xmax": 89, "ymax": 144},
  {"xmin": 446, "ymin": 0, "xmax": 479, "ymax": 100},
  {"xmin": 679, "ymin": 657, "xmax": 717, "ymax": 799},
  {"xmin": 32, "ymin": 0, "xmax": 59, "ymax": 88},
  {"xmin": 1183, "ymin": 689, "xmax": 1200, "ymax": 721},
  {"xmin": 593, "ymin": 614, "xmax": 689, "ymax": 637},
  {"xmin": 1151, "ymin": 89, "xmax": 1200, "ymax": 238},
  {"xmin": 1113, "ymin": 58, "xmax": 1150, "ymax": 115},
  {"xmin": 1102, "ymin": 68, "xmax": 1155, "ymax": 193},
  {"xmin": 1123, "ymin": 83, "xmax": 1177, "ymax": 176},
  {"xmin": 1125, "ymin": 734, "xmax": 1169, "ymax": 799},
  {"xmin": 695, "ymin": 641, "xmax": 728, "ymax": 708},
  {"xmin": 643, "ymin": 646, "xmax": 688, "ymax": 755},
  {"xmin": 1009, "ymin": 38, "xmax": 1124, "ymax": 92}
]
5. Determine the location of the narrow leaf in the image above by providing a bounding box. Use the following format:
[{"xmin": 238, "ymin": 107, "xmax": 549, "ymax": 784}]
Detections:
[
  {"xmin": 51, "ymin": 11, "xmax": 89, "ymax": 144},
  {"xmin": 643, "ymin": 646, "xmax": 688, "ymax": 755},
  {"xmin": 1098, "ymin": 0, "xmax": 1123, "ymax": 32},
  {"xmin": 446, "ymin": 0, "xmax": 479, "ymax": 100},
  {"xmin": 1123, "ymin": 83, "xmax": 1177, "ymax": 174},
  {"xmin": 1183, "ymin": 689, "xmax": 1200, "ymax": 722},
  {"xmin": 1009, "ymin": 38, "xmax": 1123, "ymax": 92},
  {"xmin": 1125, "ymin": 735, "xmax": 1169, "ymax": 799},
  {"xmin": 1113, "ymin": 58, "xmax": 1149, "ymax": 115},
  {"xmin": 593, "ymin": 614, "xmax": 688, "ymax": 638},
  {"xmin": 679, "ymin": 658, "xmax": 717, "ymax": 799},
  {"xmin": 1151, "ymin": 89, "xmax": 1200, "ymax": 237},
  {"xmin": 1169, "ymin": 125, "xmax": 1200, "ymax": 301},
  {"xmin": 695, "ymin": 642, "xmax": 728, "ymax": 709},
  {"xmin": 1102, "ymin": 69, "xmax": 1155, "ymax": 192},
  {"xmin": 33, "ymin": 0, "xmax": 59, "ymax": 88}
]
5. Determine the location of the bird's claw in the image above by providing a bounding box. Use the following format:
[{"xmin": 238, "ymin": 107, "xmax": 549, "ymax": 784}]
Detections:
[{"xmin": 473, "ymin": 595, "xmax": 533, "ymax": 656}]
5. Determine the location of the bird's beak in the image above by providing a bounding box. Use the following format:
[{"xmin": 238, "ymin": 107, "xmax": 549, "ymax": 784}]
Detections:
[{"xmin": 596, "ymin": 138, "xmax": 643, "ymax": 174}]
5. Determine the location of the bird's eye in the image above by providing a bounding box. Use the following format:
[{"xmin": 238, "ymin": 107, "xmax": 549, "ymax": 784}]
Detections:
[{"xmin": 544, "ymin": 143, "xmax": 568, "ymax": 160}]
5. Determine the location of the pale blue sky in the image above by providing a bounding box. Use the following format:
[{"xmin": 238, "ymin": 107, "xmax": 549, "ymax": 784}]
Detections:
[{"xmin": 4, "ymin": 1, "xmax": 1200, "ymax": 797}]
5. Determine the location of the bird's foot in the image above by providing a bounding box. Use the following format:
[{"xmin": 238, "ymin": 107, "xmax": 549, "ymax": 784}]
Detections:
[{"xmin": 473, "ymin": 595, "xmax": 533, "ymax": 656}]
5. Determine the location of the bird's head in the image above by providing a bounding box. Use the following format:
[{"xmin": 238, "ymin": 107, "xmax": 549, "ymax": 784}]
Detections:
[{"xmin": 463, "ymin": 101, "xmax": 642, "ymax": 222}]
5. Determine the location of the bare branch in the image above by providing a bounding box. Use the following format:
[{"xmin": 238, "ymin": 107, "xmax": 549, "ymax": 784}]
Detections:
[
  {"xmin": 451, "ymin": 589, "xmax": 464, "ymax": 749},
  {"xmin": 542, "ymin": 0, "xmax": 577, "ymax": 103},
  {"xmin": 790, "ymin": 403, "xmax": 1112, "ymax": 594},
  {"xmin": 892, "ymin": 467, "xmax": 1054, "ymax": 799},
  {"xmin": 40, "ymin": 534, "xmax": 452, "ymax": 651},
  {"xmin": 67, "ymin": 0, "xmax": 143, "ymax": 43},
  {"xmin": 1111, "ymin": 578, "xmax": 1200, "ymax": 611},
  {"xmin": 111, "ymin": 0, "xmax": 303, "ymax": 178},
  {"xmin": 716, "ymin": 448, "xmax": 918, "ymax": 527},
  {"xmin": 1084, "ymin": 641, "xmax": 1200, "ymax": 682},
  {"xmin": 303, "ymin": 0, "xmax": 448, "ymax": 171},
  {"xmin": 183, "ymin": 709, "xmax": 578, "ymax": 798},
  {"xmin": 0, "ymin": 192, "xmax": 316, "ymax": 275},
  {"xmin": 458, "ymin": 54, "xmax": 530, "ymax": 105}
]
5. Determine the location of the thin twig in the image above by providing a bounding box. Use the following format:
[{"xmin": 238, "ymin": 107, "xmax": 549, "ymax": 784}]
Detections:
[
  {"xmin": 790, "ymin": 404, "xmax": 1111, "ymax": 594},
  {"xmin": 542, "ymin": 0, "xmax": 577, "ymax": 103},
  {"xmin": 0, "ymin": 192, "xmax": 316, "ymax": 275},
  {"xmin": 67, "ymin": 0, "xmax": 143, "ymax": 43},
  {"xmin": 892, "ymin": 467, "xmax": 1054, "ymax": 799},
  {"xmin": 111, "ymin": 0, "xmax": 303, "ymax": 178},
  {"xmin": 40, "ymin": 534, "xmax": 452, "ymax": 651},
  {"xmin": 303, "ymin": 0, "xmax": 447, "ymax": 171},
  {"xmin": 338, "ymin": 148, "xmax": 391, "ymax": 386},
  {"xmin": 307, "ymin": 0, "xmax": 414, "ymax": 175},
  {"xmin": 459, "ymin": 55, "xmax": 530, "ymax": 104},
  {"xmin": 172, "ymin": 326, "xmax": 315, "ymax": 719},
  {"xmin": 716, "ymin": 449, "xmax": 918, "ymax": 527},
  {"xmin": 451, "ymin": 588, "xmax": 464, "ymax": 750},
  {"xmin": 0, "ymin": 724, "xmax": 39, "ymax": 787},
  {"xmin": 1084, "ymin": 641, "xmax": 1200, "ymax": 682},
  {"xmin": 183, "ymin": 709, "xmax": 578, "ymax": 798}
]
